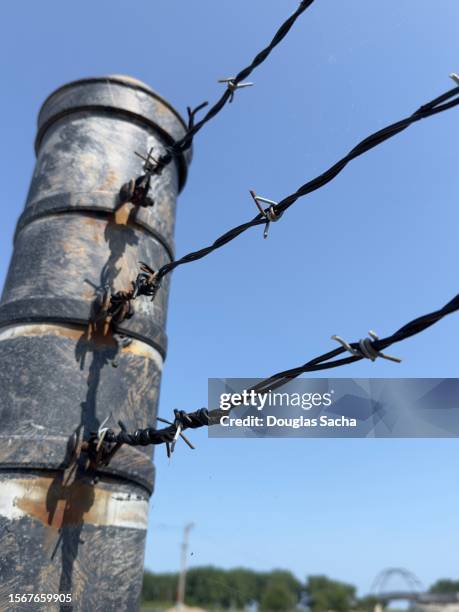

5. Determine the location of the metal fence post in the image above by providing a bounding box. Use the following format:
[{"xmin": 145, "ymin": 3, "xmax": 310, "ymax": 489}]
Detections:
[{"xmin": 0, "ymin": 75, "xmax": 191, "ymax": 610}]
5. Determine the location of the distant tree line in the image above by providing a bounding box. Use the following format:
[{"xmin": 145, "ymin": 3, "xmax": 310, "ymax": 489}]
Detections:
[
  {"xmin": 142, "ymin": 568, "xmax": 459, "ymax": 611},
  {"xmin": 429, "ymin": 579, "xmax": 459, "ymax": 594},
  {"xmin": 142, "ymin": 569, "xmax": 354, "ymax": 610}
]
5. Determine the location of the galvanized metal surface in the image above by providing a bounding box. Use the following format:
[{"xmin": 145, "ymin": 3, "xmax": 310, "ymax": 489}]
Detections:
[
  {"xmin": 0, "ymin": 472, "xmax": 149, "ymax": 611},
  {"xmin": 3, "ymin": 215, "xmax": 171, "ymax": 352},
  {"xmin": 0, "ymin": 76, "xmax": 190, "ymax": 610}
]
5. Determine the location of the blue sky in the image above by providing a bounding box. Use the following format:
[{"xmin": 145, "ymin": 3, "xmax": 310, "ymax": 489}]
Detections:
[{"xmin": 1, "ymin": 0, "xmax": 459, "ymax": 596}]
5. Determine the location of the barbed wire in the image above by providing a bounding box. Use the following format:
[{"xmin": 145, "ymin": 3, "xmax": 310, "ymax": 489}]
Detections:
[
  {"xmin": 158, "ymin": 0, "xmax": 315, "ymax": 162},
  {"xmin": 85, "ymin": 11, "xmax": 459, "ymax": 468},
  {"xmin": 120, "ymin": 0, "xmax": 315, "ymax": 204},
  {"xmin": 113, "ymin": 83, "xmax": 459, "ymax": 314},
  {"xmin": 275, "ymin": 84, "xmax": 459, "ymax": 214},
  {"xmin": 135, "ymin": 83, "xmax": 459, "ymax": 296},
  {"xmin": 85, "ymin": 290, "xmax": 459, "ymax": 464},
  {"xmin": 249, "ymin": 291, "xmax": 459, "ymax": 393},
  {"xmin": 86, "ymin": 263, "xmax": 159, "ymax": 367}
]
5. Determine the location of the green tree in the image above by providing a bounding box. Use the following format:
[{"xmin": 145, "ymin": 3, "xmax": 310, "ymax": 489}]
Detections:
[
  {"xmin": 226, "ymin": 568, "xmax": 263, "ymax": 607},
  {"xmin": 186, "ymin": 566, "xmax": 230, "ymax": 607},
  {"xmin": 306, "ymin": 575, "xmax": 356, "ymax": 612},
  {"xmin": 429, "ymin": 579, "xmax": 459, "ymax": 594},
  {"xmin": 266, "ymin": 570, "xmax": 303, "ymax": 597},
  {"xmin": 142, "ymin": 571, "xmax": 177, "ymax": 604},
  {"xmin": 141, "ymin": 566, "xmax": 303, "ymax": 609},
  {"xmin": 260, "ymin": 582, "xmax": 297, "ymax": 611}
]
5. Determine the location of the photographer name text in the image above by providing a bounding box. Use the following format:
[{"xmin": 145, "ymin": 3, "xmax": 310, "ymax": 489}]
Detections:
[{"xmin": 219, "ymin": 415, "xmax": 357, "ymax": 428}]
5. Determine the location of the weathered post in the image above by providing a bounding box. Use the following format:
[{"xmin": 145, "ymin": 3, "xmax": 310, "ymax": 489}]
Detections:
[{"xmin": 0, "ymin": 76, "xmax": 191, "ymax": 610}]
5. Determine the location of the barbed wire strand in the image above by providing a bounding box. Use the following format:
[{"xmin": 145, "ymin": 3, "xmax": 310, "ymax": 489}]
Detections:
[
  {"xmin": 249, "ymin": 291, "xmax": 459, "ymax": 394},
  {"xmin": 99, "ymin": 86, "xmax": 459, "ymax": 456},
  {"xmin": 151, "ymin": 85, "xmax": 459, "ymax": 288},
  {"xmin": 153, "ymin": 0, "xmax": 315, "ymax": 170},
  {"xmin": 92, "ymin": 290, "xmax": 459, "ymax": 461}
]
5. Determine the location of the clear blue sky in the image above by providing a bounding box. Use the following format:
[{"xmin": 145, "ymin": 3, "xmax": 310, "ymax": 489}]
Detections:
[{"xmin": 1, "ymin": 0, "xmax": 459, "ymax": 596}]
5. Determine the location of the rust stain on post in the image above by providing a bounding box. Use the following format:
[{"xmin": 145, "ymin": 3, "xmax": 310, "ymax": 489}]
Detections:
[
  {"xmin": 0, "ymin": 323, "xmax": 163, "ymax": 362},
  {"xmin": 5, "ymin": 476, "xmax": 148, "ymax": 530},
  {"xmin": 114, "ymin": 203, "xmax": 132, "ymax": 225}
]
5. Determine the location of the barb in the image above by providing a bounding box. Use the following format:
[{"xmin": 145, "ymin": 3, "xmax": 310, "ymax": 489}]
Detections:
[
  {"xmin": 105, "ymin": 262, "xmax": 159, "ymax": 325},
  {"xmin": 249, "ymin": 190, "xmax": 282, "ymax": 238},
  {"xmin": 90, "ymin": 263, "xmax": 160, "ymax": 367},
  {"xmin": 218, "ymin": 78, "xmax": 254, "ymax": 103},
  {"xmin": 119, "ymin": 148, "xmax": 158, "ymax": 207},
  {"xmin": 250, "ymin": 291, "xmax": 459, "ymax": 394},
  {"xmin": 84, "ymin": 291, "xmax": 459, "ymax": 462},
  {"xmin": 331, "ymin": 330, "xmax": 401, "ymax": 363},
  {"xmin": 131, "ymin": 262, "xmax": 161, "ymax": 300},
  {"xmin": 141, "ymin": 83, "xmax": 459, "ymax": 287},
  {"xmin": 121, "ymin": 0, "xmax": 315, "ymax": 198}
]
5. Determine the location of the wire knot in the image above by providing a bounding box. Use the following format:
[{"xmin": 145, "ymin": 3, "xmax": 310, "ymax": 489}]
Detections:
[
  {"xmin": 91, "ymin": 263, "xmax": 160, "ymax": 366},
  {"xmin": 108, "ymin": 289, "xmax": 135, "ymax": 325},
  {"xmin": 81, "ymin": 415, "xmax": 120, "ymax": 472},
  {"xmin": 265, "ymin": 206, "xmax": 279, "ymax": 222},
  {"xmin": 81, "ymin": 407, "xmax": 210, "ymax": 468},
  {"xmin": 331, "ymin": 330, "xmax": 402, "ymax": 363},
  {"xmin": 118, "ymin": 146, "xmax": 172, "ymax": 207},
  {"xmin": 119, "ymin": 160, "xmax": 155, "ymax": 208},
  {"xmin": 131, "ymin": 262, "xmax": 160, "ymax": 300}
]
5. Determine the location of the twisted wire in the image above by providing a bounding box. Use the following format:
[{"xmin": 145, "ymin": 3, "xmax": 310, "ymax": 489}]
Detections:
[
  {"xmin": 153, "ymin": 0, "xmax": 315, "ymax": 169},
  {"xmin": 152, "ymin": 85, "xmax": 459, "ymax": 286},
  {"xmin": 90, "ymin": 291, "xmax": 458, "ymax": 460}
]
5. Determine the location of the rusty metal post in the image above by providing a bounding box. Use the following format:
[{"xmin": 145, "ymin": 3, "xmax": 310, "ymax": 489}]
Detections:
[{"xmin": 0, "ymin": 76, "xmax": 191, "ymax": 610}]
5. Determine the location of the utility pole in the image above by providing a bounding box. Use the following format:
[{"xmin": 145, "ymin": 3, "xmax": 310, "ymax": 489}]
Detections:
[
  {"xmin": 0, "ymin": 76, "xmax": 191, "ymax": 610},
  {"xmin": 176, "ymin": 523, "xmax": 195, "ymax": 611}
]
